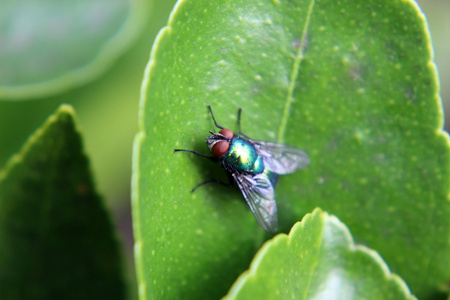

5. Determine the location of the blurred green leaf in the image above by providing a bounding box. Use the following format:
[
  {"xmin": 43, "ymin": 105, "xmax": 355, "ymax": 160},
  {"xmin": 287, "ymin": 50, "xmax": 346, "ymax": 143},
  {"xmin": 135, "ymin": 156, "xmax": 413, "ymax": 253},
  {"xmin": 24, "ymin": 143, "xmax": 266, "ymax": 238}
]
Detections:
[
  {"xmin": 133, "ymin": 0, "xmax": 449, "ymax": 299},
  {"xmin": 0, "ymin": 105, "xmax": 124, "ymax": 299},
  {"xmin": 0, "ymin": 0, "xmax": 178, "ymax": 210},
  {"xmin": 0, "ymin": 0, "xmax": 147, "ymax": 99},
  {"xmin": 225, "ymin": 209, "xmax": 415, "ymax": 300}
]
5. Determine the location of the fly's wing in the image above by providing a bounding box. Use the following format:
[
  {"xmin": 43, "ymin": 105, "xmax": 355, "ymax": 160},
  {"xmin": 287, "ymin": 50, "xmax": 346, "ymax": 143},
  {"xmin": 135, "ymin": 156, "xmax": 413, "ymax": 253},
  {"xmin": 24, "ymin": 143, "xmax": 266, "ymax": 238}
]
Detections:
[
  {"xmin": 250, "ymin": 140, "xmax": 310, "ymax": 175},
  {"xmin": 232, "ymin": 172, "xmax": 278, "ymax": 233}
]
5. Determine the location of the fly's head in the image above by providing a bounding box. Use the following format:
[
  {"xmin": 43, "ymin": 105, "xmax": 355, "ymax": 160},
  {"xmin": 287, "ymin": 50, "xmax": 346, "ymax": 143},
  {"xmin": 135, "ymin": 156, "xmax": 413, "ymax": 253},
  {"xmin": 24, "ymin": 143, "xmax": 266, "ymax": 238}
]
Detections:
[{"xmin": 206, "ymin": 129, "xmax": 234, "ymax": 158}]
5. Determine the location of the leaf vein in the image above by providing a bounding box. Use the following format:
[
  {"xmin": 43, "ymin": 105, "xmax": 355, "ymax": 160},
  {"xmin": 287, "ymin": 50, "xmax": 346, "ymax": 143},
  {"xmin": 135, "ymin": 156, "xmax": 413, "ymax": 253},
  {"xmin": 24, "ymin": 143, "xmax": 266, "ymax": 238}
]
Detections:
[{"xmin": 278, "ymin": 0, "xmax": 315, "ymax": 143}]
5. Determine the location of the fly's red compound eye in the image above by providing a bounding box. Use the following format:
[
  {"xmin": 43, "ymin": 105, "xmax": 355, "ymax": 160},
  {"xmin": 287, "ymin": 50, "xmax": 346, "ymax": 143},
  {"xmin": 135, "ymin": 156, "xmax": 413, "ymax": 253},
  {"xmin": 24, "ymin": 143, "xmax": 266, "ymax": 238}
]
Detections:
[
  {"xmin": 211, "ymin": 141, "xmax": 229, "ymax": 157},
  {"xmin": 219, "ymin": 129, "xmax": 233, "ymax": 139}
]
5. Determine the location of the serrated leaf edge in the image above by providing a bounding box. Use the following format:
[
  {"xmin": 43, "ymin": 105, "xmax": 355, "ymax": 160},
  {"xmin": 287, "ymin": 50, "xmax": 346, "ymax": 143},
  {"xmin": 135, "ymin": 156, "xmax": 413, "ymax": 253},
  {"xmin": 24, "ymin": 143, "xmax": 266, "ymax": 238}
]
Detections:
[{"xmin": 223, "ymin": 208, "xmax": 417, "ymax": 300}]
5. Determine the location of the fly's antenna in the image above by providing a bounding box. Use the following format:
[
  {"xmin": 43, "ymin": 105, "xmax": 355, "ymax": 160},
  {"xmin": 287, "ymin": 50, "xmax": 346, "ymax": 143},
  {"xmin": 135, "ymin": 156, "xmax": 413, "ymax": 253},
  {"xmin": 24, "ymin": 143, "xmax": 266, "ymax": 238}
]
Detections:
[
  {"xmin": 207, "ymin": 105, "xmax": 224, "ymax": 130},
  {"xmin": 237, "ymin": 107, "xmax": 251, "ymax": 139},
  {"xmin": 237, "ymin": 107, "xmax": 243, "ymax": 133}
]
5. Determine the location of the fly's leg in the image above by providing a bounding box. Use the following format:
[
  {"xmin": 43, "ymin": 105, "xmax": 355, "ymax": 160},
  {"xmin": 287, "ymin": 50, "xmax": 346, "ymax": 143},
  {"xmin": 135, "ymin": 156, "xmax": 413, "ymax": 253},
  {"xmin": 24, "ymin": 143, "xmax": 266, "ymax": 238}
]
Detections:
[
  {"xmin": 191, "ymin": 172, "xmax": 234, "ymax": 192},
  {"xmin": 207, "ymin": 105, "xmax": 225, "ymax": 130},
  {"xmin": 174, "ymin": 149, "xmax": 219, "ymax": 162},
  {"xmin": 174, "ymin": 149, "xmax": 234, "ymax": 192},
  {"xmin": 237, "ymin": 107, "xmax": 252, "ymax": 139}
]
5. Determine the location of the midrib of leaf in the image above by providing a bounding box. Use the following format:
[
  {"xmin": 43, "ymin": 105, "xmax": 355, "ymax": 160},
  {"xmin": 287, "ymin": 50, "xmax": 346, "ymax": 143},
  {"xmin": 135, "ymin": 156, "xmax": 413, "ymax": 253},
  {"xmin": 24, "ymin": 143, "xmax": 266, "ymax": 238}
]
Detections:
[{"xmin": 277, "ymin": 0, "xmax": 315, "ymax": 143}]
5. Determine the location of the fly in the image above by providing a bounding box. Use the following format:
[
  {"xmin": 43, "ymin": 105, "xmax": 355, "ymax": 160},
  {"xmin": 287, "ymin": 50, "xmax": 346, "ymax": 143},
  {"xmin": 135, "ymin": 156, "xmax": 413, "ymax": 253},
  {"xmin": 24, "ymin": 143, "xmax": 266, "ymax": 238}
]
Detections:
[{"xmin": 174, "ymin": 106, "xmax": 310, "ymax": 233}]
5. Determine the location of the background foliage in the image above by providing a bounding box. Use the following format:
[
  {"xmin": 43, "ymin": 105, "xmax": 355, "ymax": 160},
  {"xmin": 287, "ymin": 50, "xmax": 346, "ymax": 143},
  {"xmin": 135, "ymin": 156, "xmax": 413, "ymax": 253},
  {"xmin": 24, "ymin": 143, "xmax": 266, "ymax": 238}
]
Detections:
[{"xmin": 0, "ymin": 106, "xmax": 124, "ymax": 299}]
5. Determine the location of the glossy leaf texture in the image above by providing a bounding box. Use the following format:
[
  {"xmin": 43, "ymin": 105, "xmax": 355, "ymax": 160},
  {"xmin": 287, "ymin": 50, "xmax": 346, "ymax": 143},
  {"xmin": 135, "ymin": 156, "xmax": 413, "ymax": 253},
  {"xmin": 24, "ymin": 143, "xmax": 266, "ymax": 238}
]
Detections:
[
  {"xmin": 133, "ymin": 0, "xmax": 449, "ymax": 299},
  {"xmin": 0, "ymin": 0, "xmax": 147, "ymax": 99},
  {"xmin": 225, "ymin": 209, "xmax": 416, "ymax": 300},
  {"xmin": 0, "ymin": 105, "xmax": 124, "ymax": 299}
]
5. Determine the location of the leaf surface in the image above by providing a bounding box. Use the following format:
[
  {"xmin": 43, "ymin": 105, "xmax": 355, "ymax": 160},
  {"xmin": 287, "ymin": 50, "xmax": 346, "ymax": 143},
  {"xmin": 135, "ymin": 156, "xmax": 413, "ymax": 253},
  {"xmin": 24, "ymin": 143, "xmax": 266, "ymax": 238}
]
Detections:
[{"xmin": 133, "ymin": 0, "xmax": 450, "ymax": 298}]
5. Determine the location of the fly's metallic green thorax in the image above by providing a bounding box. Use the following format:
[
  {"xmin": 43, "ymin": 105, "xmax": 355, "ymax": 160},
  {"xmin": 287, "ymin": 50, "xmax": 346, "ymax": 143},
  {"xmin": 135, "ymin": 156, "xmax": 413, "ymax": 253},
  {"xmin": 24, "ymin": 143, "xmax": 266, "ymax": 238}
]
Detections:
[
  {"xmin": 174, "ymin": 105, "xmax": 310, "ymax": 233},
  {"xmin": 222, "ymin": 137, "xmax": 265, "ymax": 174}
]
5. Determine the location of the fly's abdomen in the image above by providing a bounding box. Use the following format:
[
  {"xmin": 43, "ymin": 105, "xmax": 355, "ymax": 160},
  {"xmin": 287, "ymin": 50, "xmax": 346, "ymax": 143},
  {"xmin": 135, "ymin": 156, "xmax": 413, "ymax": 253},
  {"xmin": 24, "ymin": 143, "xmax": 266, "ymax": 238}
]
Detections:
[
  {"xmin": 264, "ymin": 169, "xmax": 278, "ymax": 187},
  {"xmin": 224, "ymin": 138, "xmax": 264, "ymax": 174}
]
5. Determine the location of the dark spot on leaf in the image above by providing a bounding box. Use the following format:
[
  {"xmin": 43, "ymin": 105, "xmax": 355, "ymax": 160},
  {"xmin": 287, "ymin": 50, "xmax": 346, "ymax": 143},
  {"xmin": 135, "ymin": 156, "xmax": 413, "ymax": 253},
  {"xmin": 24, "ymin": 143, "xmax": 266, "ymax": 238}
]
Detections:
[
  {"xmin": 340, "ymin": 181, "xmax": 351, "ymax": 191},
  {"xmin": 373, "ymin": 153, "xmax": 387, "ymax": 164},
  {"xmin": 326, "ymin": 139, "xmax": 339, "ymax": 151},
  {"xmin": 292, "ymin": 39, "xmax": 300, "ymax": 51},
  {"xmin": 218, "ymin": 47, "xmax": 227, "ymax": 56},
  {"xmin": 349, "ymin": 67, "xmax": 364, "ymax": 82},
  {"xmin": 385, "ymin": 39, "xmax": 406, "ymax": 61},
  {"xmin": 404, "ymin": 87, "xmax": 416, "ymax": 104}
]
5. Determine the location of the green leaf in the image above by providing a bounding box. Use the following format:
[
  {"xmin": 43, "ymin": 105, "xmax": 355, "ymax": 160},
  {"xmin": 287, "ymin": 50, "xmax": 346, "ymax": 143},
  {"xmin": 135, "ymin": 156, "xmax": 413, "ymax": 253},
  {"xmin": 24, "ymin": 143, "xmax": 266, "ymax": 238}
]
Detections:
[
  {"xmin": 0, "ymin": 0, "xmax": 148, "ymax": 100},
  {"xmin": 0, "ymin": 105, "xmax": 124, "ymax": 299},
  {"xmin": 225, "ymin": 209, "xmax": 416, "ymax": 300},
  {"xmin": 133, "ymin": 0, "xmax": 449, "ymax": 299}
]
